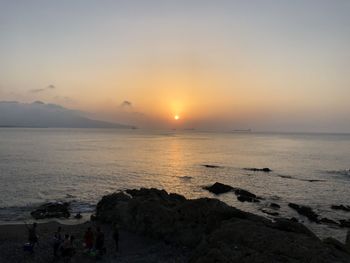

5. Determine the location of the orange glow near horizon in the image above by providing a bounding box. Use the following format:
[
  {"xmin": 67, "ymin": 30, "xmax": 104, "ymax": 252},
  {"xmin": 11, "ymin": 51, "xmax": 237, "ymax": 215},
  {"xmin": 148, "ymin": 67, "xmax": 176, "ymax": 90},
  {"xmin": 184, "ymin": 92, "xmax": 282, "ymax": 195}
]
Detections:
[{"xmin": 174, "ymin": 115, "xmax": 180, "ymax": 120}]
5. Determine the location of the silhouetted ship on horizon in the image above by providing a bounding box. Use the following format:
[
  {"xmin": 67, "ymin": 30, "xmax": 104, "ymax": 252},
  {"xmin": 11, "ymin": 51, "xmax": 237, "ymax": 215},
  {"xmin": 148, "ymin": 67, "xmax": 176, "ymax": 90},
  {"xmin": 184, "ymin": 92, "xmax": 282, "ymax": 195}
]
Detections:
[{"xmin": 232, "ymin": 129, "xmax": 252, "ymax": 133}]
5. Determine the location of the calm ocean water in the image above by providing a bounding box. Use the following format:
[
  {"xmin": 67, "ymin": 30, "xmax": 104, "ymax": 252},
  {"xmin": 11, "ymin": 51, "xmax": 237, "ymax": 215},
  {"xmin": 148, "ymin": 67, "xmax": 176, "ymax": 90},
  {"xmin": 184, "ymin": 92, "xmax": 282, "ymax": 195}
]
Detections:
[{"xmin": 0, "ymin": 128, "xmax": 349, "ymax": 240}]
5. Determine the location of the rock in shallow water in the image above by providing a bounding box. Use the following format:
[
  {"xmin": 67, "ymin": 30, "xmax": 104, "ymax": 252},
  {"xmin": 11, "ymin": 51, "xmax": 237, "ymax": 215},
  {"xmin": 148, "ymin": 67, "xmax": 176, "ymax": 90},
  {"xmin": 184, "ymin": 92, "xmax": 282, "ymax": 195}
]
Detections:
[
  {"xmin": 244, "ymin": 167, "xmax": 272, "ymax": 172},
  {"xmin": 202, "ymin": 164, "xmax": 221, "ymax": 168},
  {"xmin": 203, "ymin": 182, "xmax": 261, "ymax": 202},
  {"xmin": 95, "ymin": 188, "xmax": 350, "ymax": 263},
  {"xmin": 288, "ymin": 203, "xmax": 319, "ymax": 223},
  {"xmin": 203, "ymin": 182, "xmax": 233, "ymax": 195},
  {"xmin": 269, "ymin": 203, "xmax": 281, "ymax": 209},
  {"xmin": 31, "ymin": 202, "xmax": 70, "ymax": 219},
  {"xmin": 331, "ymin": 205, "xmax": 350, "ymax": 212}
]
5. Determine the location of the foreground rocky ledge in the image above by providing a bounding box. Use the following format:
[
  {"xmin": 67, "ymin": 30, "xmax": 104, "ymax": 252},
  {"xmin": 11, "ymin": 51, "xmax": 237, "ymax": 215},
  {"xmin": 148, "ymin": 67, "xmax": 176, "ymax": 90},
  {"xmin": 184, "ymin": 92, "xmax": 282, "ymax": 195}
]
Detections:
[{"xmin": 95, "ymin": 188, "xmax": 350, "ymax": 263}]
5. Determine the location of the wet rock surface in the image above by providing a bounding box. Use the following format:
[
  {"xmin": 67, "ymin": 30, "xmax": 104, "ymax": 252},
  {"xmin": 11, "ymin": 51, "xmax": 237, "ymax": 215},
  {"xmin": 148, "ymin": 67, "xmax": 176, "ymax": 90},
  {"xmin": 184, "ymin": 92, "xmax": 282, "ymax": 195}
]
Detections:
[
  {"xmin": 95, "ymin": 188, "xmax": 350, "ymax": 263},
  {"xmin": 31, "ymin": 202, "xmax": 70, "ymax": 219}
]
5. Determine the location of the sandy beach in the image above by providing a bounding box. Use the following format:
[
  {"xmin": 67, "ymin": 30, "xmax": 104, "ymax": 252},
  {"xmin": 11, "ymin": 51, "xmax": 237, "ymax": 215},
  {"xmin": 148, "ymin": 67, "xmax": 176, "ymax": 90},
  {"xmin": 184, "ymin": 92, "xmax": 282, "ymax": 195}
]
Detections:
[{"xmin": 0, "ymin": 221, "xmax": 189, "ymax": 263}]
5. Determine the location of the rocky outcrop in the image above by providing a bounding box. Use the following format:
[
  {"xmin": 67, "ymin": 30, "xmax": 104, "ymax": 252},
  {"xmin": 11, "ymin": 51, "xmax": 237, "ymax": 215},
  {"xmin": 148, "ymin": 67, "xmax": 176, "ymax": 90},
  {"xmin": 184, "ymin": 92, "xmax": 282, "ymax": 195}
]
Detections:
[
  {"xmin": 288, "ymin": 203, "xmax": 319, "ymax": 222},
  {"xmin": 95, "ymin": 188, "xmax": 350, "ymax": 263},
  {"xmin": 331, "ymin": 205, "xmax": 350, "ymax": 212},
  {"xmin": 339, "ymin": 219, "xmax": 350, "ymax": 228},
  {"xmin": 320, "ymin": 217, "xmax": 339, "ymax": 226},
  {"xmin": 31, "ymin": 202, "xmax": 70, "ymax": 219},
  {"xmin": 202, "ymin": 164, "xmax": 221, "ymax": 168},
  {"xmin": 269, "ymin": 203, "xmax": 281, "ymax": 209},
  {"xmin": 234, "ymin": 188, "xmax": 261, "ymax": 203},
  {"xmin": 244, "ymin": 167, "xmax": 272, "ymax": 172},
  {"xmin": 260, "ymin": 208, "xmax": 279, "ymax": 216},
  {"xmin": 203, "ymin": 182, "xmax": 233, "ymax": 195},
  {"xmin": 203, "ymin": 182, "xmax": 261, "ymax": 202}
]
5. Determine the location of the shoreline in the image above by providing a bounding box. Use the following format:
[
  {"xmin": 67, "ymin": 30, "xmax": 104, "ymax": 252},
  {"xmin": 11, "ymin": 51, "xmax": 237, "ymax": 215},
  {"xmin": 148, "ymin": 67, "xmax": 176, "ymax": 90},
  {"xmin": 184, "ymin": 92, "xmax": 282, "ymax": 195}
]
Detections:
[{"xmin": 1, "ymin": 188, "xmax": 350, "ymax": 262}]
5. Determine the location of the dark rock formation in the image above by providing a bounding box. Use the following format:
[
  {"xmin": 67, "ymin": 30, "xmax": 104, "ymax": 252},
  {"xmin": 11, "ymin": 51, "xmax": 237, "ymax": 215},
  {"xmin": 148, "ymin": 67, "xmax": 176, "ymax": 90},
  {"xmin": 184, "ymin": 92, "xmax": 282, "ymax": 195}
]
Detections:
[
  {"xmin": 234, "ymin": 188, "xmax": 261, "ymax": 203},
  {"xmin": 319, "ymin": 217, "xmax": 339, "ymax": 225},
  {"xmin": 74, "ymin": 213, "xmax": 82, "ymax": 219},
  {"xmin": 269, "ymin": 203, "xmax": 281, "ymax": 209},
  {"xmin": 339, "ymin": 219, "xmax": 350, "ymax": 228},
  {"xmin": 244, "ymin": 167, "xmax": 272, "ymax": 172},
  {"xmin": 31, "ymin": 202, "xmax": 70, "ymax": 219},
  {"xmin": 331, "ymin": 205, "xmax": 350, "ymax": 212},
  {"xmin": 203, "ymin": 182, "xmax": 261, "ymax": 202},
  {"xmin": 288, "ymin": 203, "xmax": 319, "ymax": 222},
  {"xmin": 202, "ymin": 164, "xmax": 221, "ymax": 168},
  {"xmin": 323, "ymin": 238, "xmax": 349, "ymax": 253},
  {"xmin": 203, "ymin": 182, "xmax": 233, "ymax": 195},
  {"xmin": 95, "ymin": 188, "xmax": 350, "ymax": 263},
  {"xmin": 260, "ymin": 208, "xmax": 279, "ymax": 216}
]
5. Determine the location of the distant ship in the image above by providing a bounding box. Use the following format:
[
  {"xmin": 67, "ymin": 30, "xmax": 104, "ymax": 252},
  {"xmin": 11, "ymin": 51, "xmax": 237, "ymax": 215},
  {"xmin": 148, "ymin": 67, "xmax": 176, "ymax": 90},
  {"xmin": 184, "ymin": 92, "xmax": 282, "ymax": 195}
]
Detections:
[{"xmin": 232, "ymin": 129, "xmax": 252, "ymax": 133}]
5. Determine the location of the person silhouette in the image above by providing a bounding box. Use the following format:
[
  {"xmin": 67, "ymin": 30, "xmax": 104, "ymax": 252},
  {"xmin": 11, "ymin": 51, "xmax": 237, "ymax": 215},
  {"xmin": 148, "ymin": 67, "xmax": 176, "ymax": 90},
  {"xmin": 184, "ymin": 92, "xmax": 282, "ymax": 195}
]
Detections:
[
  {"xmin": 112, "ymin": 223, "xmax": 119, "ymax": 252},
  {"xmin": 84, "ymin": 227, "xmax": 94, "ymax": 251},
  {"xmin": 95, "ymin": 226, "xmax": 105, "ymax": 256},
  {"xmin": 53, "ymin": 226, "xmax": 62, "ymax": 257},
  {"xmin": 27, "ymin": 223, "xmax": 38, "ymax": 249}
]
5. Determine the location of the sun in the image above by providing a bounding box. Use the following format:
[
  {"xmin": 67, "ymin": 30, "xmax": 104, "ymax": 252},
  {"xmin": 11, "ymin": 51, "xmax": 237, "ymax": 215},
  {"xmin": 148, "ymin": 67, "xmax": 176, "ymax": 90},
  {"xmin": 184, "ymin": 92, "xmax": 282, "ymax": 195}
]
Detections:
[{"xmin": 174, "ymin": 115, "xmax": 180, "ymax": 120}]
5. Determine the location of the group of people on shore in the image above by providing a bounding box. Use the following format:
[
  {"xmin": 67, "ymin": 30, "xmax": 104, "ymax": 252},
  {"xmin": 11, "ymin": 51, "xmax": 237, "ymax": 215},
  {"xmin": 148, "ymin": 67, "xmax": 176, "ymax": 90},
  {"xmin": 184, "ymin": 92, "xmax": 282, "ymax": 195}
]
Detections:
[{"xmin": 24, "ymin": 222, "xmax": 120, "ymax": 261}]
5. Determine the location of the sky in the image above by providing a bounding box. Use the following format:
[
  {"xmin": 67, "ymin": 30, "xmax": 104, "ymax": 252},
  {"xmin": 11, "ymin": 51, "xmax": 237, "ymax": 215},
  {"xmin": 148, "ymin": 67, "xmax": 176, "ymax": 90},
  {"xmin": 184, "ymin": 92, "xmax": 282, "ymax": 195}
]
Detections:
[{"xmin": 0, "ymin": 0, "xmax": 349, "ymax": 132}]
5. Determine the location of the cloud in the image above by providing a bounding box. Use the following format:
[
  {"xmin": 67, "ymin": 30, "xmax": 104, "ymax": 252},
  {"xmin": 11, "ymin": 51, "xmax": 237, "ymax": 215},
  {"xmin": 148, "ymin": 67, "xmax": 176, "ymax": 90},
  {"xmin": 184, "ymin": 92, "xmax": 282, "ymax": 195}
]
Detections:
[
  {"xmin": 120, "ymin": 100, "xmax": 132, "ymax": 108},
  {"xmin": 29, "ymin": 84, "xmax": 56, "ymax": 93}
]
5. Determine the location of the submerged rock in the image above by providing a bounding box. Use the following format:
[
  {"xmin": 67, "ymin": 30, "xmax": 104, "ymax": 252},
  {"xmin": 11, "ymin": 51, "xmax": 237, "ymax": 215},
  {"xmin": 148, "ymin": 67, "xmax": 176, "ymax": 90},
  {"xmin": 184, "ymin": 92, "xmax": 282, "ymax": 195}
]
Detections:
[
  {"xmin": 203, "ymin": 182, "xmax": 233, "ymax": 195},
  {"xmin": 331, "ymin": 205, "xmax": 350, "ymax": 212},
  {"xmin": 74, "ymin": 213, "xmax": 82, "ymax": 219},
  {"xmin": 244, "ymin": 167, "xmax": 272, "ymax": 172},
  {"xmin": 95, "ymin": 188, "xmax": 350, "ymax": 263},
  {"xmin": 31, "ymin": 202, "xmax": 70, "ymax": 219},
  {"xmin": 288, "ymin": 203, "xmax": 319, "ymax": 223}
]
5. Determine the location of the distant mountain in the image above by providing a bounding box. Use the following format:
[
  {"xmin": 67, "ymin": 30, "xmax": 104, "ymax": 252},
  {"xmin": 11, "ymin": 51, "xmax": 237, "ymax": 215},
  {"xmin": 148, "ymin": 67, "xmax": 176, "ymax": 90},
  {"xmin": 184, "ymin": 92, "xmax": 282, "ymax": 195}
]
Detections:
[{"xmin": 0, "ymin": 101, "xmax": 134, "ymax": 128}]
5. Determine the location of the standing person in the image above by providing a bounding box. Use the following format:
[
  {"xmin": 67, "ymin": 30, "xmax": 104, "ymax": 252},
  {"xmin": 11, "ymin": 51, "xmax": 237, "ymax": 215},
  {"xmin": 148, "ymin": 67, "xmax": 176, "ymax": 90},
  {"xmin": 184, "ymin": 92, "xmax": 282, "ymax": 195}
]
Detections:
[
  {"xmin": 69, "ymin": 235, "xmax": 76, "ymax": 256},
  {"xmin": 61, "ymin": 234, "xmax": 72, "ymax": 262},
  {"xmin": 53, "ymin": 226, "xmax": 62, "ymax": 258},
  {"xmin": 27, "ymin": 222, "xmax": 38, "ymax": 249},
  {"xmin": 112, "ymin": 223, "xmax": 119, "ymax": 252},
  {"xmin": 84, "ymin": 227, "xmax": 94, "ymax": 251},
  {"xmin": 95, "ymin": 226, "xmax": 105, "ymax": 256}
]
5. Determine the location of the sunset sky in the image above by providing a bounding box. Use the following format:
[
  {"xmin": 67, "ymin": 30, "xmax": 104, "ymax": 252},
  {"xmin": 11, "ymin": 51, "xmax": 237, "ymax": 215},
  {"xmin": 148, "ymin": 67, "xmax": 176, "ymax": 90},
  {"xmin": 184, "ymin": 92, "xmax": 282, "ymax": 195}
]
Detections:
[{"xmin": 1, "ymin": 1, "xmax": 349, "ymax": 132}]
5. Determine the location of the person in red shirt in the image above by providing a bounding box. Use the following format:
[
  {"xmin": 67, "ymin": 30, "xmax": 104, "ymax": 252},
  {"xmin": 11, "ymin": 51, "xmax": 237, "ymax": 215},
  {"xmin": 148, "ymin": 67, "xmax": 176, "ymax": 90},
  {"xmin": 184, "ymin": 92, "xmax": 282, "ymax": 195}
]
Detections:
[{"xmin": 84, "ymin": 227, "xmax": 94, "ymax": 250}]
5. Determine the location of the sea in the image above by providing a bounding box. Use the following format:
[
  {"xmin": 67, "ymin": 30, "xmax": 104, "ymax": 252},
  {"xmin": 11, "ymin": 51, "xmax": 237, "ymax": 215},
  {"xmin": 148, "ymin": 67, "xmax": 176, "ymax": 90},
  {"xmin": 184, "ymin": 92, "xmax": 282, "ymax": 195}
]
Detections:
[{"xmin": 0, "ymin": 128, "xmax": 349, "ymax": 241}]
